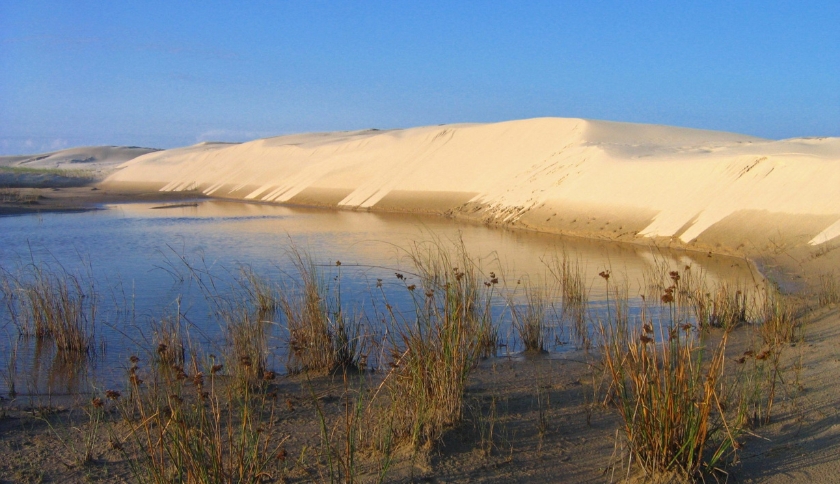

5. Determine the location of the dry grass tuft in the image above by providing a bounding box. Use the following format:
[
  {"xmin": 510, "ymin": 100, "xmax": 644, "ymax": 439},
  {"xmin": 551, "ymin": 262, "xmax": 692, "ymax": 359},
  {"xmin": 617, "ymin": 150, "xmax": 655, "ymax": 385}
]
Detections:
[{"xmin": 601, "ymin": 290, "xmax": 739, "ymax": 478}]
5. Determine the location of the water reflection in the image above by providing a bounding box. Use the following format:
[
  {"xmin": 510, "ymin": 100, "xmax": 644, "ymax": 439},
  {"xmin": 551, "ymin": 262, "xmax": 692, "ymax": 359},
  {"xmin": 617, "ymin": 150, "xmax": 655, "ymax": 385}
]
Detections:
[{"xmin": 0, "ymin": 200, "xmax": 761, "ymax": 397}]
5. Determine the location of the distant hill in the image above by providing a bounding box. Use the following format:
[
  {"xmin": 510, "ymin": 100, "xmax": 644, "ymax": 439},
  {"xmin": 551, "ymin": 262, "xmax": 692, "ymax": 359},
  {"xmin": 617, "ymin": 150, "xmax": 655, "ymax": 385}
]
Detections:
[{"xmin": 0, "ymin": 146, "xmax": 159, "ymax": 187}]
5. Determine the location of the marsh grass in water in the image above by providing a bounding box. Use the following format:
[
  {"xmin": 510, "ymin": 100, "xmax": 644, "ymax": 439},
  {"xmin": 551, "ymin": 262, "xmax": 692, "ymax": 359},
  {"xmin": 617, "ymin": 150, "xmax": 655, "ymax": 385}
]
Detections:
[
  {"xmin": 281, "ymin": 249, "xmax": 368, "ymax": 375},
  {"xmin": 1, "ymin": 264, "xmax": 98, "ymax": 360}
]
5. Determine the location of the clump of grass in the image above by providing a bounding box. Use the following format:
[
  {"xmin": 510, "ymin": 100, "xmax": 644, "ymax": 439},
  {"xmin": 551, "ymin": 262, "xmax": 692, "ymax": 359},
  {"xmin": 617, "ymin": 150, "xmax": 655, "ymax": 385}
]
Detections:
[
  {"xmin": 240, "ymin": 265, "xmax": 278, "ymax": 314},
  {"xmin": 759, "ymin": 284, "xmax": 801, "ymax": 347},
  {"xmin": 381, "ymin": 238, "xmax": 494, "ymax": 448},
  {"xmin": 694, "ymin": 282, "xmax": 749, "ymax": 330},
  {"xmin": 601, "ymin": 294, "xmax": 738, "ymax": 478},
  {"xmin": 2, "ymin": 264, "xmax": 97, "ymax": 358},
  {"xmin": 152, "ymin": 312, "xmax": 186, "ymax": 370},
  {"xmin": 817, "ymin": 272, "xmax": 840, "ymax": 307},
  {"xmin": 223, "ymin": 308, "xmax": 271, "ymax": 388},
  {"xmin": 113, "ymin": 353, "xmax": 286, "ymax": 483},
  {"xmin": 3, "ymin": 336, "xmax": 18, "ymax": 398},
  {"xmin": 509, "ymin": 283, "xmax": 548, "ymax": 353},
  {"xmin": 0, "ymin": 187, "xmax": 38, "ymax": 203},
  {"xmin": 546, "ymin": 252, "xmax": 590, "ymax": 348},
  {"xmin": 281, "ymin": 249, "xmax": 367, "ymax": 374},
  {"xmin": 0, "ymin": 165, "xmax": 96, "ymax": 178}
]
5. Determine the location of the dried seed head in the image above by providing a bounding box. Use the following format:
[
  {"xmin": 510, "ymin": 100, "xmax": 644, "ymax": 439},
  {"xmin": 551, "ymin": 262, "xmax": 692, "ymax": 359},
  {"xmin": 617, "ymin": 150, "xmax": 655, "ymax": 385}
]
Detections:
[
  {"xmin": 263, "ymin": 370, "xmax": 276, "ymax": 381},
  {"xmin": 106, "ymin": 390, "xmax": 121, "ymax": 400},
  {"xmin": 639, "ymin": 335, "xmax": 653, "ymax": 344},
  {"xmin": 91, "ymin": 397, "xmax": 104, "ymax": 408},
  {"xmin": 335, "ymin": 260, "xmax": 341, "ymax": 266},
  {"xmin": 599, "ymin": 270, "xmax": 611, "ymax": 281},
  {"xmin": 129, "ymin": 355, "xmax": 140, "ymax": 364},
  {"xmin": 407, "ymin": 284, "xmax": 416, "ymax": 291},
  {"xmin": 211, "ymin": 364, "xmax": 223, "ymax": 374}
]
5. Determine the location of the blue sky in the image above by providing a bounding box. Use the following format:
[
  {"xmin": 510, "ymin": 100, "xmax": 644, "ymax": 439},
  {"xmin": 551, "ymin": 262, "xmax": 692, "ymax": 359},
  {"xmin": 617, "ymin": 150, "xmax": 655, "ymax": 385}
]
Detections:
[{"xmin": 1, "ymin": 1, "xmax": 838, "ymax": 154}]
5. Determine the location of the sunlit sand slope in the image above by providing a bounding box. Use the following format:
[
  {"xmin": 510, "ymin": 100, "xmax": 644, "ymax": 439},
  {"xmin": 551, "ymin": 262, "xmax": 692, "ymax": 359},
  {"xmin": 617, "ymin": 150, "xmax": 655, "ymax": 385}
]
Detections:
[{"xmin": 104, "ymin": 118, "xmax": 840, "ymax": 252}]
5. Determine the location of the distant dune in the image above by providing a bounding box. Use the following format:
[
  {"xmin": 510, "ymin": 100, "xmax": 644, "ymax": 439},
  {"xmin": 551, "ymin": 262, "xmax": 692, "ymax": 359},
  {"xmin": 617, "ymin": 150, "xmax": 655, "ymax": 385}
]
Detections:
[
  {"xmin": 102, "ymin": 118, "xmax": 840, "ymax": 255},
  {"xmin": 0, "ymin": 146, "xmax": 159, "ymax": 188}
]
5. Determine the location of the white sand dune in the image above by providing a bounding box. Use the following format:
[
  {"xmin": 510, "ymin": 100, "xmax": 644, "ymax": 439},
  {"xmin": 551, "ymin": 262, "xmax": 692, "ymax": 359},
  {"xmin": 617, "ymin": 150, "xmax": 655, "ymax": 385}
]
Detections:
[
  {"xmin": 0, "ymin": 145, "xmax": 159, "ymax": 177},
  {"xmin": 104, "ymin": 118, "xmax": 840, "ymax": 254}
]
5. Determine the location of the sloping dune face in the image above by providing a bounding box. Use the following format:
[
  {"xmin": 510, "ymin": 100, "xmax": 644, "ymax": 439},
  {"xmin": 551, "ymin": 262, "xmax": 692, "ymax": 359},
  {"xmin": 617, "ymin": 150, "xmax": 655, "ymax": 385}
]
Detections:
[{"xmin": 105, "ymin": 118, "xmax": 840, "ymax": 252}]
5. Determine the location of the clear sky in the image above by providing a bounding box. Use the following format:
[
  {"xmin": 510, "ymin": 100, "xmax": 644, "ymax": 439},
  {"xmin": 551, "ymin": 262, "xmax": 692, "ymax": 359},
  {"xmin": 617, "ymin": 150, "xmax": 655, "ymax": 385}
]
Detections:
[{"xmin": 1, "ymin": 1, "xmax": 838, "ymax": 154}]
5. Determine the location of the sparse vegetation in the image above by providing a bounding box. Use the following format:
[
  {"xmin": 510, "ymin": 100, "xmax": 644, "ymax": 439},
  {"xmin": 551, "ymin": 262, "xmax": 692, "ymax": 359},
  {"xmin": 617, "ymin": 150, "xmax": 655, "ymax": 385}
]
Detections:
[{"xmin": 0, "ymin": 240, "xmax": 817, "ymax": 482}]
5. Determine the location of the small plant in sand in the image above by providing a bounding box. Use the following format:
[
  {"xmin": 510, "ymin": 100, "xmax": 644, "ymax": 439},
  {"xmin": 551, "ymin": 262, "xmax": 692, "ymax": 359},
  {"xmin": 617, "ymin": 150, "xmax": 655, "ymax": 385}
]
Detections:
[{"xmin": 601, "ymin": 291, "xmax": 739, "ymax": 479}]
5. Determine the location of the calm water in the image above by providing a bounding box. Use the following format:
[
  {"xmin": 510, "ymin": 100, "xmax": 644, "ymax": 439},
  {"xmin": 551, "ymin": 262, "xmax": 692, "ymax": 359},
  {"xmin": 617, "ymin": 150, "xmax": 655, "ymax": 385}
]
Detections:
[{"xmin": 0, "ymin": 200, "xmax": 760, "ymax": 397}]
